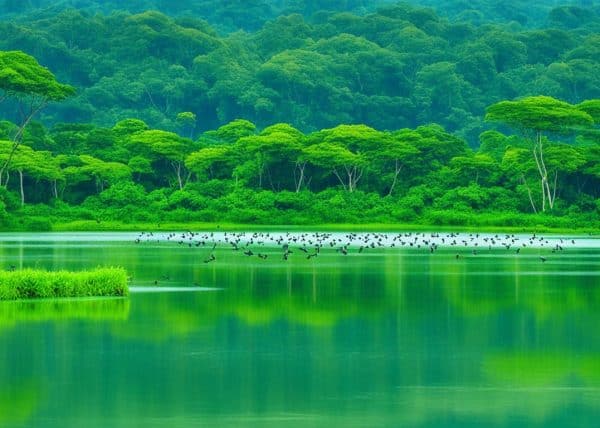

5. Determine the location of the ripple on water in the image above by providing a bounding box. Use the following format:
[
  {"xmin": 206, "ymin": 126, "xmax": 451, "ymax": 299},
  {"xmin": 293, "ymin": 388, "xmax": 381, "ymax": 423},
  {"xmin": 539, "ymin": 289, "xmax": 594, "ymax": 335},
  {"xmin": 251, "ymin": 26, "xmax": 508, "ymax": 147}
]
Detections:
[{"xmin": 129, "ymin": 286, "xmax": 222, "ymax": 293}]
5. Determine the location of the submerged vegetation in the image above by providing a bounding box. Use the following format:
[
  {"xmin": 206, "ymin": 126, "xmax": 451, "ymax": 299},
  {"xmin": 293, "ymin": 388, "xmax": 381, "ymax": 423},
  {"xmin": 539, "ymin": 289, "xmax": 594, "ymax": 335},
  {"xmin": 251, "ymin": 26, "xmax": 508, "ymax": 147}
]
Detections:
[
  {"xmin": 0, "ymin": 1, "xmax": 598, "ymax": 230},
  {"xmin": 0, "ymin": 268, "xmax": 129, "ymax": 301}
]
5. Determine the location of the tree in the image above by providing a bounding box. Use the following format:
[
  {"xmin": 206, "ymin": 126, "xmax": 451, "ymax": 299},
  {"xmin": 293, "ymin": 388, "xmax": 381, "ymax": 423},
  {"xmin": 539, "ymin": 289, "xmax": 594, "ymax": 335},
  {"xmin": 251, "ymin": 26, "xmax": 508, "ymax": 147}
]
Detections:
[
  {"xmin": 500, "ymin": 147, "xmax": 539, "ymax": 213},
  {"xmin": 303, "ymin": 142, "xmax": 367, "ymax": 192},
  {"xmin": 185, "ymin": 146, "xmax": 233, "ymax": 181},
  {"xmin": 0, "ymin": 141, "xmax": 63, "ymax": 204},
  {"xmin": 486, "ymin": 96, "xmax": 594, "ymax": 211},
  {"xmin": 449, "ymin": 153, "xmax": 496, "ymax": 185},
  {"xmin": 0, "ymin": 50, "xmax": 75, "ymax": 181},
  {"xmin": 236, "ymin": 123, "xmax": 305, "ymax": 191},
  {"xmin": 176, "ymin": 111, "xmax": 196, "ymax": 138},
  {"xmin": 78, "ymin": 155, "xmax": 131, "ymax": 193},
  {"xmin": 128, "ymin": 129, "xmax": 193, "ymax": 190},
  {"xmin": 374, "ymin": 133, "xmax": 419, "ymax": 196},
  {"xmin": 258, "ymin": 123, "xmax": 306, "ymax": 192},
  {"xmin": 204, "ymin": 119, "xmax": 256, "ymax": 144}
]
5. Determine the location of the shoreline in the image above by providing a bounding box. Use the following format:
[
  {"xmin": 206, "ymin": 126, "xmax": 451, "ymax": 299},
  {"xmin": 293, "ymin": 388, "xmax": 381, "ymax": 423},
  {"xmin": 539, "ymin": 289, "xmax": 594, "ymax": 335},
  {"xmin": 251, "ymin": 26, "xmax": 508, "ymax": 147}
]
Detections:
[{"xmin": 44, "ymin": 221, "xmax": 600, "ymax": 235}]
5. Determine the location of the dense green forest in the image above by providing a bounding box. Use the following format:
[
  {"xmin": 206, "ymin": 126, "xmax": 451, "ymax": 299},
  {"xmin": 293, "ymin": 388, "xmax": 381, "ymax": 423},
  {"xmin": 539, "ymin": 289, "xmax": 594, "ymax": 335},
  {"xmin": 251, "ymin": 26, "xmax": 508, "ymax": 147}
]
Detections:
[
  {"xmin": 2, "ymin": 0, "xmax": 597, "ymax": 30},
  {"xmin": 0, "ymin": 0, "xmax": 599, "ymax": 230}
]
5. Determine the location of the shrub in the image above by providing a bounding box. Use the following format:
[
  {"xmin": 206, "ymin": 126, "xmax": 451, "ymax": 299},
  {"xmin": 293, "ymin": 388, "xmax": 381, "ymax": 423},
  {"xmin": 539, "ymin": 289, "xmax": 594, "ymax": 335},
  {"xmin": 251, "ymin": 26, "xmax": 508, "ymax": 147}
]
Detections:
[
  {"xmin": 186, "ymin": 179, "xmax": 233, "ymax": 198},
  {"xmin": 22, "ymin": 216, "xmax": 52, "ymax": 231},
  {"xmin": 99, "ymin": 182, "xmax": 146, "ymax": 208}
]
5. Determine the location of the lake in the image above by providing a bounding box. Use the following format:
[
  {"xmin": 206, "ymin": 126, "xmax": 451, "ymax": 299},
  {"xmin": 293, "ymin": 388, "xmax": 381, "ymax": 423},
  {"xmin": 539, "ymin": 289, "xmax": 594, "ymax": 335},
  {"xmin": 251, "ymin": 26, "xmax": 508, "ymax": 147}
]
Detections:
[{"xmin": 0, "ymin": 231, "xmax": 599, "ymax": 427}]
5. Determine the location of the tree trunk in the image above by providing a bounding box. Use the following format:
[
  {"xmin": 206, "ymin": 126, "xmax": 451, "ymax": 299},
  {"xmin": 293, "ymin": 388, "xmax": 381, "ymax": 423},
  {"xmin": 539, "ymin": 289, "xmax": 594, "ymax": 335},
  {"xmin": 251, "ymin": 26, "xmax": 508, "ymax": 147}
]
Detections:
[
  {"xmin": 521, "ymin": 175, "xmax": 538, "ymax": 214},
  {"xmin": 550, "ymin": 171, "xmax": 558, "ymax": 209},
  {"xmin": 0, "ymin": 102, "xmax": 47, "ymax": 184},
  {"xmin": 171, "ymin": 161, "xmax": 184, "ymax": 190},
  {"xmin": 332, "ymin": 169, "xmax": 348, "ymax": 191},
  {"xmin": 52, "ymin": 180, "xmax": 59, "ymax": 199},
  {"xmin": 387, "ymin": 160, "xmax": 403, "ymax": 197},
  {"xmin": 344, "ymin": 165, "xmax": 363, "ymax": 192},
  {"xmin": 19, "ymin": 169, "xmax": 24, "ymax": 206},
  {"xmin": 537, "ymin": 135, "xmax": 555, "ymax": 210},
  {"xmin": 294, "ymin": 161, "xmax": 306, "ymax": 193},
  {"xmin": 532, "ymin": 132, "xmax": 548, "ymax": 212}
]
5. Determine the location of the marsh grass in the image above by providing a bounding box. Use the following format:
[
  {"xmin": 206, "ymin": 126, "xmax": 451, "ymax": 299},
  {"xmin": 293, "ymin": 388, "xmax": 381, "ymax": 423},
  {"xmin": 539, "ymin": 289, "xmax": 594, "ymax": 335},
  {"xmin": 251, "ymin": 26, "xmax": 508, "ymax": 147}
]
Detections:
[{"xmin": 0, "ymin": 268, "xmax": 129, "ymax": 301}]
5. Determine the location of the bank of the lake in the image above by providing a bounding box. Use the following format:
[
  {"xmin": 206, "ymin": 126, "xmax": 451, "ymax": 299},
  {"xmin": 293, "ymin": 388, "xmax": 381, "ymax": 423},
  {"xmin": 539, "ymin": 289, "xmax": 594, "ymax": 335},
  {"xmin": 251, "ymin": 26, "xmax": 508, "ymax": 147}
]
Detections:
[
  {"xmin": 47, "ymin": 219, "xmax": 600, "ymax": 235},
  {"xmin": 0, "ymin": 268, "xmax": 129, "ymax": 301}
]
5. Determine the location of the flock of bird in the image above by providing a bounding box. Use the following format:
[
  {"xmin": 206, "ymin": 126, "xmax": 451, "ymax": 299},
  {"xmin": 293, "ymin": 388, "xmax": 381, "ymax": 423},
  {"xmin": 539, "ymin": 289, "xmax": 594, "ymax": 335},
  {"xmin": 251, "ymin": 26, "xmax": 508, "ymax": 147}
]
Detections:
[{"xmin": 133, "ymin": 230, "xmax": 579, "ymax": 264}]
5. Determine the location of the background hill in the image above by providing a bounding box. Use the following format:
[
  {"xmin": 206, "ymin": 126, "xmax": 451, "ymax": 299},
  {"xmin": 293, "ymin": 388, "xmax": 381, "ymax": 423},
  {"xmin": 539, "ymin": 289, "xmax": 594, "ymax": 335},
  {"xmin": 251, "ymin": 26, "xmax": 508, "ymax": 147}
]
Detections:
[{"xmin": 1, "ymin": 0, "xmax": 598, "ymax": 144}]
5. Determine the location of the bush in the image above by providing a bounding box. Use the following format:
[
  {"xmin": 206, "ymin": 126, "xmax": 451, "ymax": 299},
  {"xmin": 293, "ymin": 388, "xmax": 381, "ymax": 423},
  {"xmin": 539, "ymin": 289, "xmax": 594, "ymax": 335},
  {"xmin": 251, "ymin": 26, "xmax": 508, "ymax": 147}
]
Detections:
[
  {"xmin": 435, "ymin": 184, "xmax": 490, "ymax": 210},
  {"xmin": 186, "ymin": 179, "xmax": 233, "ymax": 198},
  {"xmin": 21, "ymin": 216, "xmax": 52, "ymax": 231},
  {"xmin": 274, "ymin": 190, "xmax": 311, "ymax": 211},
  {"xmin": 99, "ymin": 182, "xmax": 146, "ymax": 208},
  {"xmin": 425, "ymin": 209, "xmax": 472, "ymax": 226},
  {"xmin": 167, "ymin": 190, "xmax": 208, "ymax": 210}
]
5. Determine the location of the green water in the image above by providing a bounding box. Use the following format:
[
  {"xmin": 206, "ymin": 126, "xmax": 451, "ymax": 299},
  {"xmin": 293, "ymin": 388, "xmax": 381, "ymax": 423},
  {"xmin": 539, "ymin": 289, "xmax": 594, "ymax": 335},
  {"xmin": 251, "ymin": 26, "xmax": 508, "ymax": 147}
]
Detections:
[{"xmin": 0, "ymin": 232, "xmax": 599, "ymax": 427}]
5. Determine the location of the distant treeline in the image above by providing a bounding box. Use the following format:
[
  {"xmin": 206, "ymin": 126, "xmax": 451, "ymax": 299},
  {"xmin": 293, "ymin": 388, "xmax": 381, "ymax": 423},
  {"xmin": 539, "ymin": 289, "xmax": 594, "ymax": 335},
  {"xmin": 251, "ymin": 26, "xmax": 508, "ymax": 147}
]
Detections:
[
  {"xmin": 0, "ymin": 1, "xmax": 598, "ymax": 144},
  {"xmin": 1, "ymin": 0, "xmax": 596, "ymax": 30}
]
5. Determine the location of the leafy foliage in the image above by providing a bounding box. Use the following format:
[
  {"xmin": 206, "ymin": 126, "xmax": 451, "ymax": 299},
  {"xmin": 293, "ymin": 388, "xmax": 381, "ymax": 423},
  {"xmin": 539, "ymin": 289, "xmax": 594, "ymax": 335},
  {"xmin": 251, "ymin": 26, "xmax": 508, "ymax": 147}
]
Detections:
[{"xmin": 0, "ymin": 2, "xmax": 598, "ymax": 229}]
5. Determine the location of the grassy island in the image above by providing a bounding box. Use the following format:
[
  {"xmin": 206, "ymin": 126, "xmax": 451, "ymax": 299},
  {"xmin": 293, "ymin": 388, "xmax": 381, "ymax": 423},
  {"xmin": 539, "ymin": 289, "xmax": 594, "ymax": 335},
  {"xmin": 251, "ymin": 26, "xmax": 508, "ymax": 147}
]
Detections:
[{"xmin": 0, "ymin": 268, "xmax": 129, "ymax": 301}]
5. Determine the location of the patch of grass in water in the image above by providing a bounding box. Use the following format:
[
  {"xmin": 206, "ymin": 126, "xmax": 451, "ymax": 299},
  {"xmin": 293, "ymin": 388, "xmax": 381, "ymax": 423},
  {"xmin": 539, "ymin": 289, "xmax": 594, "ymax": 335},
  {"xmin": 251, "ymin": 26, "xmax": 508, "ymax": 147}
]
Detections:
[{"xmin": 0, "ymin": 268, "xmax": 129, "ymax": 301}]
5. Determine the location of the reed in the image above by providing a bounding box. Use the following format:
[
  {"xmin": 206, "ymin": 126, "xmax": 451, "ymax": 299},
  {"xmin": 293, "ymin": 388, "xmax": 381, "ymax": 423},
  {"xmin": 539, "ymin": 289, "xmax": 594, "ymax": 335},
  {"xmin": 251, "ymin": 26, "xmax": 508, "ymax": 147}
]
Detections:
[{"xmin": 0, "ymin": 268, "xmax": 129, "ymax": 301}]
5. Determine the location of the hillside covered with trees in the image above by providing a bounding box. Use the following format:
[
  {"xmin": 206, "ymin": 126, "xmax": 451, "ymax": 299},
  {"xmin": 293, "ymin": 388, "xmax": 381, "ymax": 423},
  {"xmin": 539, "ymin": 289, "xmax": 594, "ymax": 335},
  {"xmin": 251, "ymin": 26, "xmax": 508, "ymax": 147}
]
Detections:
[{"xmin": 0, "ymin": 0, "xmax": 598, "ymax": 230}]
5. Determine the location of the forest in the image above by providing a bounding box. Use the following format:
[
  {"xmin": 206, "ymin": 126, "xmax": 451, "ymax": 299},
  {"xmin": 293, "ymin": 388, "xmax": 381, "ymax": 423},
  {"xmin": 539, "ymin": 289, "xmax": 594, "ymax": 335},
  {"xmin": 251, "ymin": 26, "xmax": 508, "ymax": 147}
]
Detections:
[{"xmin": 0, "ymin": 0, "xmax": 599, "ymax": 230}]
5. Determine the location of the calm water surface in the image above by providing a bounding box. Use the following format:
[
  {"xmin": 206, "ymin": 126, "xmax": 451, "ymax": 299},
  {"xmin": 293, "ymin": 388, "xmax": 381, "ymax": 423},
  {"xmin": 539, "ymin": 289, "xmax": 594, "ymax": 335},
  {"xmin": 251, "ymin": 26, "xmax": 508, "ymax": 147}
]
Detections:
[{"xmin": 0, "ymin": 232, "xmax": 599, "ymax": 427}]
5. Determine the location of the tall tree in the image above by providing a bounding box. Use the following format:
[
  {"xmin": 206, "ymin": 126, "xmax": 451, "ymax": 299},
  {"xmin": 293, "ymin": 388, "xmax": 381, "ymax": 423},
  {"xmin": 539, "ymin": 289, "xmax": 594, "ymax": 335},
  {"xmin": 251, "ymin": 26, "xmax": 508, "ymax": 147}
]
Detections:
[
  {"xmin": 486, "ymin": 96, "xmax": 594, "ymax": 211},
  {"xmin": 0, "ymin": 51, "xmax": 75, "ymax": 182},
  {"xmin": 127, "ymin": 129, "xmax": 193, "ymax": 190}
]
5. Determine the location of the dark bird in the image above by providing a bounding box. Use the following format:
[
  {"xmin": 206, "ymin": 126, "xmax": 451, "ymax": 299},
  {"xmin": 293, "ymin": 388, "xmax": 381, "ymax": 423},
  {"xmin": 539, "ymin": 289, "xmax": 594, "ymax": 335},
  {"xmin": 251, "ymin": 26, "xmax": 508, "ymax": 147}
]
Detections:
[{"xmin": 540, "ymin": 256, "xmax": 547, "ymax": 262}]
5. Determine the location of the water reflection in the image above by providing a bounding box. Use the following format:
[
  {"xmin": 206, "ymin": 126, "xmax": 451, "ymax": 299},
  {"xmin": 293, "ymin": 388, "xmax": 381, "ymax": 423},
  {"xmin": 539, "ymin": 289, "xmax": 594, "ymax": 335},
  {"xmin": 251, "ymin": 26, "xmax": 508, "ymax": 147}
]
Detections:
[
  {"xmin": 0, "ymin": 234, "xmax": 598, "ymax": 427},
  {"xmin": 0, "ymin": 298, "xmax": 130, "ymax": 330}
]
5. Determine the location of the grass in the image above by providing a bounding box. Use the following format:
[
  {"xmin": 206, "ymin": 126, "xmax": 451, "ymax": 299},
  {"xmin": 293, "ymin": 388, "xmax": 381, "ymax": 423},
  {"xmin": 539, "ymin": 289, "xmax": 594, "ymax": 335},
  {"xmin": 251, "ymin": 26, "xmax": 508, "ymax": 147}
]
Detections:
[{"xmin": 0, "ymin": 268, "xmax": 129, "ymax": 301}]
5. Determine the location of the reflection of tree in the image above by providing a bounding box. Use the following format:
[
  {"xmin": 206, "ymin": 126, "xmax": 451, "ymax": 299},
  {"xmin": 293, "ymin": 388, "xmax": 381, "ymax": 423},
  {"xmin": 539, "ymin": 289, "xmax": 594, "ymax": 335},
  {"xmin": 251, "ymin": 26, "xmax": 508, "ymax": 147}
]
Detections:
[
  {"xmin": 439, "ymin": 250, "xmax": 600, "ymax": 320},
  {"xmin": 484, "ymin": 352, "xmax": 600, "ymax": 386},
  {"xmin": 110, "ymin": 253, "xmax": 396, "ymax": 343},
  {"xmin": 0, "ymin": 380, "xmax": 41, "ymax": 426},
  {"xmin": 0, "ymin": 298, "xmax": 129, "ymax": 332}
]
